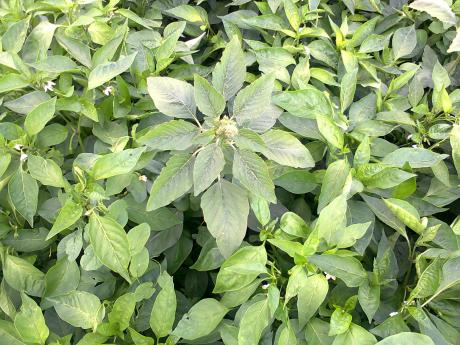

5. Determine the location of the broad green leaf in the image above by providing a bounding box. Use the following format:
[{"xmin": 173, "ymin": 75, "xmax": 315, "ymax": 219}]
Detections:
[
  {"xmin": 305, "ymin": 318, "xmax": 334, "ymax": 345},
  {"xmin": 2, "ymin": 18, "xmax": 29, "ymax": 53},
  {"xmin": 92, "ymin": 147, "xmax": 145, "ymax": 180},
  {"xmin": 317, "ymin": 159, "xmax": 350, "ymax": 212},
  {"xmin": 3, "ymin": 255, "xmax": 44, "ymax": 297},
  {"xmin": 383, "ymin": 198, "xmax": 425, "ymax": 234},
  {"xmin": 14, "ymin": 293, "xmax": 48, "ymax": 345},
  {"xmin": 29, "ymin": 55, "xmax": 78, "ymax": 73},
  {"xmin": 382, "ymin": 148, "xmax": 448, "ymax": 168},
  {"xmin": 297, "ymin": 274, "xmax": 328, "ymax": 328},
  {"xmin": 316, "ymin": 114, "xmax": 344, "ymax": 150},
  {"xmin": 329, "ymin": 308, "xmax": 352, "ymax": 336},
  {"xmin": 238, "ymin": 297, "xmax": 272, "ymax": 345},
  {"xmin": 48, "ymin": 291, "xmax": 104, "ymax": 330},
  {"xmin": 137, "ymin": 120, "xmax": 199, "ymax": 150},
  {"xmin": 309, "ymin": 254, "xmax": 367, "ymax": 287},
  {"xmin": 392, "ymin": 26, "xmax": 417, "ymax": 60},
  {"xmin": 283, "ymin": 0, "xmax": 301, "ymax": 31},
  {"xmin": 127, "ymin": 223, "xmax": 150, "ymax": 255},
  {"xmin": 194, "ymin": 74, "xmax": 225, "ymax": 118},
  {"xmin": 147, "ymin": 154, "xmax": 194, "ymax": 211},
  {"xmin": 8, "ymin": 169, "xmax": 38, "ymax": 226},
  {"xmin": 27, "ymin": 155, "xmax": 65, "ymax": 187},
  {"xmin": 147, "ymin": 77, "xmax": 196, "ymax": 119},
  {"xmin": 193, "ymin": 144, "xmax": 225, "ymax": 196},
  {"xmin": 201, "ymin": 179, "xmax": 249, "ymax": 257},
  {"xmin": 88, "ymin": 213, "xmax": 131, "ymax": 281},
  {"xmin": 22, "ymin": 21, "xmax": 58, "ymax": 63},
  {"xmin": 262, "ymin": 129, "xmax": 314, "ymax": 168},
  {"xmin": 0, "ymin": 320, "xmax": 27, "ymax": 345},
  {"xmin": 44, "ymin": 258, "xmax": 80, "ymax": 298},
  {"xmin": 316, "ymin": 194, "xmax": 347, "ymax": 247},
  {"xmin": 358, "ymin": 279, "xmax": 380, "ymax": 323},
  {"xmin": 214, "ymin": 245, "xmax": 267, "ymax": 293},
  {"xmin": 212, "ymin": 37, "xmax": 246, "ymax": 100},
  {"xmin": 88, "ymin": 52, "xmax": 137, "ymax": 89},
  {"xmin": 47, "ymin": 198, "xmax": 83, "ymax": 240},
  {"xmin": 450, "ymin": 124, "xmax": 460, "ymax": 175},
  {"xmin": 272, "ymin": 86, "xmax": 331, "ymax": 118},
  {"xmin": 172, "ymin": 299, "xmax": 228, "ymax": 340},
  {"xmin": 0, "ymin": 74, "xmax": 29, "ymax": 94},
  {"xmin": 150, "ymin": 271, "xmax": 176, "ymax": 338},
  {"xmin": 233, "ymin": 74, "xmax": 274, "ymax": 126},
  {"xmin": 376, "ymin": 332, "xmax": 435, "ymax": 345},
  {"xmin": 109, "ymin": 293, "xmax": 136, "ymax": 331},
  {"xmin": 24, "ymin": 97, "xmax": 56, "ymax": 136},
  {"xmin": 334, "ymin": 324, "xmax": 377, "ymax": 345},
  {"xmin": 233, "ymin": 149, "xmax": 276, "ymax": 203},
  {"xmin": 409, "ymin": 0, "xmax": 456, "ymax": 26}
]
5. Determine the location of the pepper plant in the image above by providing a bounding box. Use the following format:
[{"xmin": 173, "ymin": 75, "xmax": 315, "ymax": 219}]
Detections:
[{"xmin": 0, "ymin": 0, "xmax": 460, "ymax": 345}]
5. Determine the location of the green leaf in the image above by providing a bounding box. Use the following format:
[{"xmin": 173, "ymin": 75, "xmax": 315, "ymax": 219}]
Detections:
[
  {"xmin": 24, "ymin": 97, "xmax": 56, "ymax": 136},
  {"xmin": 137, "ymin": 120, "xmax": 199, "ymax": 150},
  {"xmin": 272, "ymin": 86, "xmax": 331, "ymax": 118},
  {"xmin": 382, "ymin": 148, "xmax": 448, "ymax": 168},
  {"xmin": 317, "ymin": 159, "xmax": 350, "ymax": 212},
  {"xmin": 392, "ymin": 26, "xmax": 417, "ymax": 60},
  {"xmin": 297, "ymin": 274, "xmax": 328, "ymax": 328},
  {"xmin": 2, "ymin": 18, "xmax": 29, "ymax": 53},
  {"xmin": 48, "ymin": 291, "xmax": 104, "ymax": 330},
  {"xmin": 212, "ymin": 37, "xmax": 246, "ymax": 100},
  {"xmin": 194, "ymin": 74, "xmax": 225, "ymax": 118},
  {"xmin": 88, "ymin": 53, "xmax": 137, "ymax": 89},
  {"xmin": 3, "ymin": 255, "xmax": 44, "ymax": 297},
  {"xmin": 147, "ymin": 77, "xmax": 196, "ymax": 119},
  {"xmin": 334, "ymin": 324, "xmax": 377, "ymax": 345},
  {"xmin": 29, "ymin": 55, "xmax": 78, "ymax": 73},
  {"xmin": 262, "ymin": 129, "xmax": 314, "ymax": 168},
  {"xmin": 147, "ymin": 154, "xmax": 194, "ymax": 211},
  {"xmin": 214, "ymin": 245, "xmax": 267, "ymax": 293},
  {"xmin": 8, "ymin": 169, "xmax": 38, "ymax": 227},
  {"xmin": 309, "ymin": 254, "xmax": 367, "ymax": 287},
  {"xmin": 193, "ymin": 144, "xmax": 225, "ymax": 196},
  {"xmin": 358, "ymin": 279, "xmax": 380, "ymax": 323},
  {"xmin": 233, "ymin": 74, "xmax": 274, "ymax": 126},
  {"xmin": 450, "ymin": 124, "xmax": 460, "ymax": 176},
  {"xmin": 14, "ymin": 293, "xmax": 48, "ymax": 345},
  {"xmin": 233, "ymin": 149, "xmax": 275, "ymax": 203},
  {"xmin": 238, "ymin": 297, "xmax": 272, "ymax": 345},
  {"xmin": 283, "ymin": 0, "xmax": 301, "ymax": 31},
  {"xmin": 201, "ymin": 179, "xmax": 250, "ymax": 257},
  {"xmin": 376, "ymin": 332, "xmax": 435, "ymax": 345},
  {"xmin": 88, "ymin": 213, "xmax": 131, "ymax": 281},
  {"xmin": 315, "ymin": 194, "xmax": 347, "ymax": 247},
  {"xmin": 172, "ymin": 299, "xmax": 228, "ymax": 340},
  {"xmin": 44, "ymin": 258, "xmax": 80, "ymax": 298},
  {"xmin": 383, "ymin": 198, "xmax": 425, "ymax": 234},
  {"xmin": 27, "ymin": 155, "xmax": 65, "ymax": 188},
  {"xmin": 47, "ymin": 198, "xmax": 83, "ymax": 240},
  {"xmin": 409, "ymin": 0, "xmax": 456, "ymax": 26},
  {"xmin": 150, "ymin": 271, "xmax": 176, "ymax": 338},
  {"xmin": 92, "ymin": 147, "xmax": 145, "ymax": 180},
  {"xmin": 109, "ymin": 293, "xmax": 136, "ymax": 331},
  {"xmin": 316, "ymin": 114, "xmax": 344, "ymax": 150},
  {"xmin": 329, "ymin": 309, "xmax": 352, "ymax": 336}
]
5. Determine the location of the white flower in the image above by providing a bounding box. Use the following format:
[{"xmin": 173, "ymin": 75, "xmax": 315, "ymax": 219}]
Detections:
[
  {"xmin": 325, "ymin": 272, "xmax": 336, "ymax": 281},
  {"xmin": 103, "ymin": 85, "xmax": 113, "ymax": 96},
  {"xmin": 261, "ymin": 281, "xmax": 270, "ymax": 290},
  {"xmin": 14, "ymin": 144, "xmax": 23, "ymax": 151},
  {"xmin": 20, "ymin": 153, "xmax": 28, "ymax": 162},
  {"xmin": 389, "ymin": 311, "xmax": 399, "ymax": 317},
  {"xmin": 43, "ymin": 80, "xmax": 55, "ymax": 92},
  {"xmin": 412, "ymin": 144, "xmax": 418, "ymax": 148},
  {"xmin": 407, "ymin": 134, "xmax": 413, "ymax": 140},
  {"xmin": 84, "ymin": 210, "xmax": 91, "ymax": 216},
  {"xmin": 139, "ymin": 175, "xmax": 148, "ymax": 182}
]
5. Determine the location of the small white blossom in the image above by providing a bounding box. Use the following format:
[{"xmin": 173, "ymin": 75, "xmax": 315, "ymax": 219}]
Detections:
[
  {"xmin": 14, "ymin": 144, "xmax": 23, "ymax": 151},
  {"xmin": 261, "ymin": 281, "xmax": 270, "ymax": 290},
  {"xmin": 139, "ymin": 175, "xmax": 148, "ymax": 182},
  {"xmin": 412, "ymin": 144, "xmax": 418, "ymax": 148},
  {"xmin": 325, "ymin": 272, "xmax": 336, "ymax": 281},
  {"xmin": 407, "ymin": 134, "xmax": 413, "ymax": 140},
  {"xmin": 103, "ymin": 85, "xmax": 114, "ymax": 96},
  {"xmin": 20, "ymin": 153, "xmax": 28, "ymax": 162},
  {"xmin": 389, "ymin": 311, "xmax": 399, "ymax": 317},
  {"xmin": 43, "ymin": 80, "xmax": 55, "ymax": 92},
  {"xmin": 84, "ymin": 210, "xmax": 91, "ymax": 216}
]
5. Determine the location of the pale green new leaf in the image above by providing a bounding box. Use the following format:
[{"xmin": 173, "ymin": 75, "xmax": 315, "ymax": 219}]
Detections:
[
  {"xmin": 88, "ymin": 52, "xmax": 137, "ymax": 89},
  {"xmin": 194, "ymin": 74, "xmax": 225, "ymax": 118},
  {"xmin": 92, "ymin": 147, "xmax": 145, "ymax": 180},
  {"xmin": 193, "ymin": 144, "xmax": 225, "ymax": 196},
  {"xmin": 24, "ymin": 97, "xmax": 56, "ymax": 136},
  {"xmin": 150, "ymin": 271, "xmax": 176, "ymax": 338},
  {"xmin": 8, "ymin": 169, "xmax": 38, "ymax": 227},
  {"xmin": 27, "ymin": 155, "xmax": 66, "ymax": 188},
  {"xmin": 14, "ymin": 293, "xmax": 48, "ymax": 345}
]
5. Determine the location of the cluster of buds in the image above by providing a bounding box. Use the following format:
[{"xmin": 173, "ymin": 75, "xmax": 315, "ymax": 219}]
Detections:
[{"xmin": 216, "ymin": 116, "xmax": 238, "ymax": 139}]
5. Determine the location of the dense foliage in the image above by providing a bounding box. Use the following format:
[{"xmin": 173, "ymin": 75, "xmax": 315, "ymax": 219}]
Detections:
[{"xmin": 1, "ymin": 0, "xmax": 460, "ymax": 344}]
